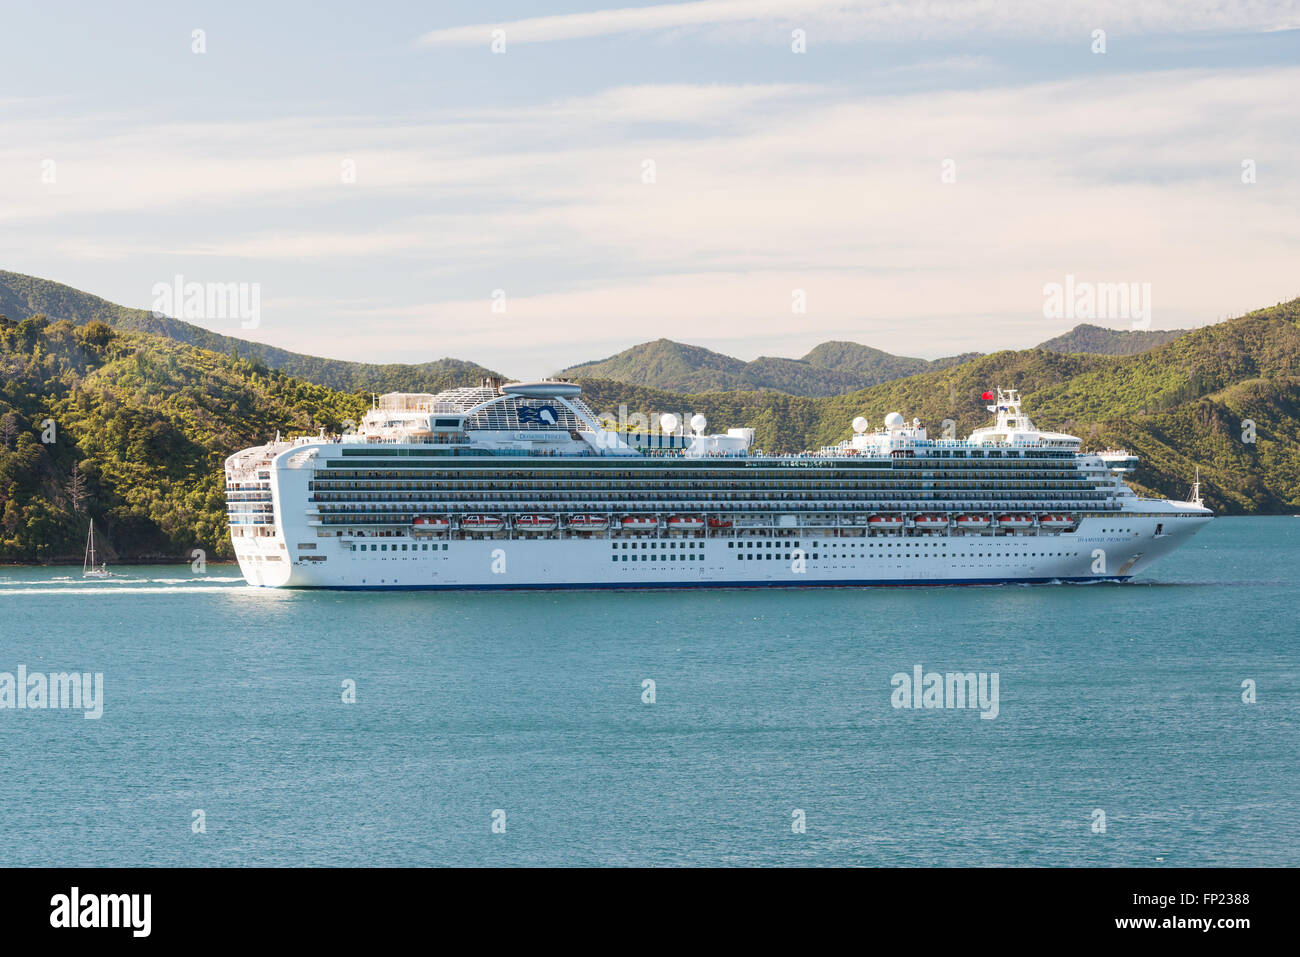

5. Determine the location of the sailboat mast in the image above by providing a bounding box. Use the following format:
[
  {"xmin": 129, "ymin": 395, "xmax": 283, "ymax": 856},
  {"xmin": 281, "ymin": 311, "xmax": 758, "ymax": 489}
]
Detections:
[{"xmin": 82, "ymin": 519, "xmax": 110, "ymax": 577}]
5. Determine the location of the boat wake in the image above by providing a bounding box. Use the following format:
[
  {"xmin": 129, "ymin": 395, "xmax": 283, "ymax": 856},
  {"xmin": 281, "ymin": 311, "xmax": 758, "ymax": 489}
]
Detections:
[
  {"xmin": 2, "ymin": 570, "xmax": 248, "ymax": 589},
  {"xmin": 0, "ymin": 584, "xmax": 255, "ymax": 596}
]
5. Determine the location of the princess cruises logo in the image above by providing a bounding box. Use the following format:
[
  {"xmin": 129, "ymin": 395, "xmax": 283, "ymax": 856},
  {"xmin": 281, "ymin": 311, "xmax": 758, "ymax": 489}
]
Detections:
[{"xmin": 517, "ymin": 405, "xmax": 559, "ymax": 425}]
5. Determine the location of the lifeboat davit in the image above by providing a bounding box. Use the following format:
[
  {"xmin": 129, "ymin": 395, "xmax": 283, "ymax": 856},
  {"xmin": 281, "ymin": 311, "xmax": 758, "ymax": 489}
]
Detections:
[
  {"xmin": 997, "ymin": 514, "xmax": 1034, "ymax": 529},
  {"xmin": 461, "ymin": 515, "xmax": 504, "ymax": 531},
  {"xmin": 412, "ymin": 516, "xmax": 450, "ymax": 528},
  {"xmin": 621, "ymin": 516, "xmax": 658, "ymax": 531},
  {"xmin": 707, "ymin": 517, "xmax": 733, "ymax": 529},
  {"xmin": 955, "ymin": 514, "xmax": 991, "ymax": 529},
  {"xmin": 515, "ymin": 514, "xmax": 557, "ymax": 531},
  {"xmin": 567, "ymin": 514, "xmax": 609, "ymax": 530},
  {"xmin": 1039, "ymin": 514, "xmax": 1076, "ymax": 530},
  {"xmin": 668, "ymin": 515, "xmax": 705, "ymax": 531},
  {"xmin": 913, "ymin": 514, "xmax": 948, "ymax": 530}
]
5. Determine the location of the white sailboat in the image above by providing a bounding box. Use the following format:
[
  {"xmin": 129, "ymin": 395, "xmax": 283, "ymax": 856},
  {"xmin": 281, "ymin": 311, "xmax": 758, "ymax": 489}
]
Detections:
[{"xmin": 83, "ymin": 520, "xmax": 110, "ymax": 578}]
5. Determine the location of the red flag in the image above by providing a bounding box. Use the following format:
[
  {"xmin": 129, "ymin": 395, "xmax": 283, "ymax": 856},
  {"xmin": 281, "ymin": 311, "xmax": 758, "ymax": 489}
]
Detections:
[{"xmin": 980, "ymin": 391, "xmax": 994, "ymax": 401}]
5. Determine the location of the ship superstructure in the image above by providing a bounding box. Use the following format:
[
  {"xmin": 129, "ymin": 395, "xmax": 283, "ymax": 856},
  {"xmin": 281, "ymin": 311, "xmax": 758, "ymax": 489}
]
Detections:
[{"xmin": 224, "ymin": 381, "xmax": 1212, "ymax": 589}]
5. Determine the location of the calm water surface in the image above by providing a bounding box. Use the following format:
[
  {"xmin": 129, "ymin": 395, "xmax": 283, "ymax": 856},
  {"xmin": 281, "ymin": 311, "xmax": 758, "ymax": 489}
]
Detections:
[{"xmin": 0, "ymin": 517, "xmax": 1295, "ymax": 866}]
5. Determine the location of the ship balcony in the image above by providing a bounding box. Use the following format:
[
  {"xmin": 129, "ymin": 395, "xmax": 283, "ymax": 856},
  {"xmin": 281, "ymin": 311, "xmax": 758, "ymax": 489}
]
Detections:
[
  {"xmin": 304, "ymin": 498, "xmax": 1118, "ymax": 520},
  {"xmin": 307, "ymin": 495, "xmax": 1113, "ymax": 509},
  {"xmin": 308, "ymin": 489, "xmax": 1107, "ymax": 502}
]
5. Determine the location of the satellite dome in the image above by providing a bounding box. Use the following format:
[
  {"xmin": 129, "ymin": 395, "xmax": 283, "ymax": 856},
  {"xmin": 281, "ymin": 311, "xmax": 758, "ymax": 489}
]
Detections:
[
  {"xmin": 884, "ymin": 412, "xmax": 905, "ymax": 428},
  {"xmin": 659, "ymin": 412, "xmax": 679, "ymax": 433},
  {"xmin": 852, "ymin": 416, "xmax": 869, "ymax": 434},
  {"xmin": 689, "ymin": 413, "xmax": 708, "ymax": 433}
]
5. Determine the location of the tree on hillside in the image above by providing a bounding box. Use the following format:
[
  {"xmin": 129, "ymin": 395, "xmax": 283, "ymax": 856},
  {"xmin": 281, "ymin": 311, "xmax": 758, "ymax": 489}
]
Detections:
[
  {"xmin": 65, "ymin": 462, "xmax": 88, "ymax": 513},
  {"xmin": 0, "ymin": 411, "xmax": 20, "ymax": 449}
]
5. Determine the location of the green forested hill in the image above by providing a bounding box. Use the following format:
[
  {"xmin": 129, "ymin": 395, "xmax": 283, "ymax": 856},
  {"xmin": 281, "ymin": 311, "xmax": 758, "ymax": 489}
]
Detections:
[
  {"xmin": 801, "ymin": 341, "xmax": 980, "ymax": 379},
  {"xmin": 0, "ymin": 315, "xmax": 366, "ymax": 561},
  {"xmin": 1, "ymin": 297, "xmax": 1297, "ymax": 563},
  {"xmin": 0, "ymin": 270, "xmax": 502, "ymax": 394},
  {"xmin": 1036, "ymin": 323, "xmax": 1189, "ymax": 356}
]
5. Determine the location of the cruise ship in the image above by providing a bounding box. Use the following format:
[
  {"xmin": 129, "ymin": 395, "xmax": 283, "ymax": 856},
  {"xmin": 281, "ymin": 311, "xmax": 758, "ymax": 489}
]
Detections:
[{"xmin": 224, "ymin": 381, "xmax": 1212, "ymax": 589}]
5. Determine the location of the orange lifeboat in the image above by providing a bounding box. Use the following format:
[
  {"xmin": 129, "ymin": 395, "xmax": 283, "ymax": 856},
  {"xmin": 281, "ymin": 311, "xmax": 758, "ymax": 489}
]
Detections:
[
  {"xmin": 997, "ymin": 514, "xmax": 1034, "ymax": 529},
  {"xmin": 955, "ymin": 514, "xmax": 991, "ymax": 529},
  {"xmin": 707, "ymin": 517, "xmax": 733, "ymax": 529},
  {"xmin": 515, "ymin": 514, "xmax": 556, "ymax": 532},
  {"xmin": 1039, "ymin": 514, "xmax": 1076, "ymax": 530},
  {"xmin": 412, "ymin": 516, "xmax": 450, "ymax": 529},
  {"xmin": 461, "ymin": 515, "xmax": 504, "ymax": 531},
  {"xmin": 567, "ymin": 514, "xmax": 609, "ymax": 530},
  {"xmin": 621, "ymin": 516, "xmax": 658, "ymax": 532},
  {"xmin": 668, "ymin": 515, "xmax": 705, "ymax": 531},
  {"xmin": 868, "ymin": 515, "xmax": 905, "ymax": 530},
  {"xmin": 913, "ymin": 514, "xmax": 948, "ymax": 530}
]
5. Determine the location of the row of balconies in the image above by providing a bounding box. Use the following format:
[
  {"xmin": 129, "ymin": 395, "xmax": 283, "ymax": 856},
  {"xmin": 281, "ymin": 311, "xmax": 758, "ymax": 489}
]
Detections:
[{"xmin": 306, "ymin": 499, "xmax": 1118, "ymax": 515}]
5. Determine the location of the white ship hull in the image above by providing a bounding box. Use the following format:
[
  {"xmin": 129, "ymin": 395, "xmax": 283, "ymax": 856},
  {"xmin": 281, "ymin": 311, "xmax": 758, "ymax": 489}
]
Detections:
[{"xmin": 233, "ymin": 513, "xmax": 1210, "ymax": 590}]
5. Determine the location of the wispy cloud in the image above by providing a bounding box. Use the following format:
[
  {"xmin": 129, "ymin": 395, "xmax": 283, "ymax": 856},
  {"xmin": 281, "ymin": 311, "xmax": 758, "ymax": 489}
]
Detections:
[
  {"xmin": 880, "ymin": 55, "xmax": 999, "ymax": 76},
  {"xmin": 418, "ymin": 0, "xmax": 1300, "ymax": 48}
]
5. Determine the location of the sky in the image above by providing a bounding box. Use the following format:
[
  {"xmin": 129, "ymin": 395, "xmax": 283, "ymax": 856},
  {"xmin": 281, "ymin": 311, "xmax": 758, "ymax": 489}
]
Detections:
[{"xmin": 2, "ymin": 0, "xmax": 1298, "ymax": 378}]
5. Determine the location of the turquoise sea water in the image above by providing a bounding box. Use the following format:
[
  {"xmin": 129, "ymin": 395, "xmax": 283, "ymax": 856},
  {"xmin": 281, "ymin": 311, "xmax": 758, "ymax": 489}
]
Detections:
[{"xmin": 0, "ymin": 516, "xmax": 1295, "ymax": 866}]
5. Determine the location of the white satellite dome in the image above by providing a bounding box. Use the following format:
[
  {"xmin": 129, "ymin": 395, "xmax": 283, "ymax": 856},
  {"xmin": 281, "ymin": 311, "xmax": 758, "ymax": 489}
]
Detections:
[
  {"xmin": 852, "ymin": 416, "xmax": 869, "ymax": 434},
  {"xmin": 659, "ymin": 412, "xmax": 679, "ymax": 434},
  {"xmin": 884, "ymin": 412, "xmax": 905, "ymax": 428},
  {"xmin": 689, "ymin": 413, "xmax": 708, "ymax": 433}
]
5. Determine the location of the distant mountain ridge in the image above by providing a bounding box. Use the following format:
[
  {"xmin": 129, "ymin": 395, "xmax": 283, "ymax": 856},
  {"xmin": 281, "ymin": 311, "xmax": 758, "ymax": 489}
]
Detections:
[
  {"xmin": 556, "ymin": 338, "xmax": 981, "ymax": 397},
  {"xmin": 555, "ymin": 323, "xmax": 1189, "ymax": 396},
  {"xmin": 2, "ymin": 269, "xmax": 1192, "ymax": 399}
]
